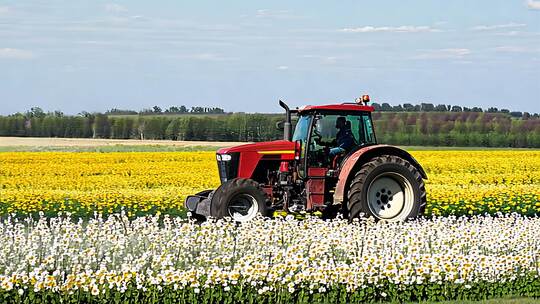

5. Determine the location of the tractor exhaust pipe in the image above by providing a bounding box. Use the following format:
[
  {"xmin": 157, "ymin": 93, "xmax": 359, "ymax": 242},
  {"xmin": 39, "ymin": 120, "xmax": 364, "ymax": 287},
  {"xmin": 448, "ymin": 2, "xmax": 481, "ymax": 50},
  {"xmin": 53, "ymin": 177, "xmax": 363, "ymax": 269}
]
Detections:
[{"xmin": 279, "ymin": 100, "xmax": 292, "ymax": 141}]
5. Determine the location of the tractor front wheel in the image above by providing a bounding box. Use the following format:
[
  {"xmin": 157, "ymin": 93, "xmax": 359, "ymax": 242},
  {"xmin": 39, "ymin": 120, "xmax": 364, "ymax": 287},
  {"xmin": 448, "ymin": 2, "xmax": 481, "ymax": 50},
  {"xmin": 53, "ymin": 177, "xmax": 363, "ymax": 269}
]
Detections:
[
  {"xmin": 210, "ymin": 178, "xmax": 270, "ymax": 222},
  {"xmin": 347, "ymin": 155, "xmax": 426, "ymax": 221}
]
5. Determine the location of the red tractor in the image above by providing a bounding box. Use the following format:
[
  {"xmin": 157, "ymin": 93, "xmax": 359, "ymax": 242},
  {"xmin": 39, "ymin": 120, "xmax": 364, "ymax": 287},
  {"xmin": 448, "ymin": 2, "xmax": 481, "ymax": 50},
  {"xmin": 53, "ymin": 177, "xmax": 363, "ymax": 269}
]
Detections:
[{"xmin": 185, "ymin": 96, "xmax": 427, "ymax": 222}]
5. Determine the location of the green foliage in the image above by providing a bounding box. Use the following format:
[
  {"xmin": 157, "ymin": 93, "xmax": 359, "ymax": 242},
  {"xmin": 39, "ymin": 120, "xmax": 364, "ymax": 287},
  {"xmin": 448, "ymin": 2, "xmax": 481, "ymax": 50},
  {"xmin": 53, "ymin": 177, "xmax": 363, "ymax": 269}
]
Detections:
[
  {"xmin": 0, "ymin": 110, "xmax": 539, "ymax": 147},
  {"xmin": 372, "ymin": 112, "xmax": 540, "ymax": 148},
  {"xmin": 1, "ymin": 278, "xmax": 540, "ymax": 303}
]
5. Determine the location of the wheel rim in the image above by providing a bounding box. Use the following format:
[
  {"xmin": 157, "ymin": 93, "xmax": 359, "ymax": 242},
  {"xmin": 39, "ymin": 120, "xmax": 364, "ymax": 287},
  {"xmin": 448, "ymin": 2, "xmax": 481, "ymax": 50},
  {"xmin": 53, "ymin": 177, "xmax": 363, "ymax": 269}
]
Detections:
[
  {"xmin": 227, "ymin": 193, "xmax": 259, "ymax": 222},
  {"xmin": 366, "ymin": 172, "xmax": 414, "ymax": 221}
]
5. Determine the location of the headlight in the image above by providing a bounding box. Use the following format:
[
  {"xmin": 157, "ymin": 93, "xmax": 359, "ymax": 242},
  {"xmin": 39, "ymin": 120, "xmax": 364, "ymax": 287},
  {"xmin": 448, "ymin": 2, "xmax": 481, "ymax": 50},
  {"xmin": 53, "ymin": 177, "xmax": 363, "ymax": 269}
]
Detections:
[
  {"xmin": 221, "ymin": 154, "xmax": 232, "ymax": 161},
  {"xmin": 216, "ymin": 154, "xmax": 222, "ymax": 161}
]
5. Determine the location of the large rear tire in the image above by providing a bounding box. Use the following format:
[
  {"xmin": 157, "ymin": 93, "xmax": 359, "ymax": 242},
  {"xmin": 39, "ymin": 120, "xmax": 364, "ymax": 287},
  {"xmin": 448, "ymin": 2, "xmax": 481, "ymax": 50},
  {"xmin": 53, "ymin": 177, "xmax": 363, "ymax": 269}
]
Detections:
[
  {"xmin": 347, "ymin": 155, "xmax": 426, "ymax": 221},
  {"xmin": 210, "ymin": 178, "xmax": 270, "ymax": 222}
]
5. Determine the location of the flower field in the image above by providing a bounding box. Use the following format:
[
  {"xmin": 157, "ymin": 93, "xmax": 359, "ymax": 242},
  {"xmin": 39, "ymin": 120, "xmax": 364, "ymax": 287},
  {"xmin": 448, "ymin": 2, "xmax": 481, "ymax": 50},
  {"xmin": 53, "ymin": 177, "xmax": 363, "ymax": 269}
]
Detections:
[
  {"xmin": 0, "ymin": 149, "xmax": 539, "ymax": 303},
  {"xmin": 1, "ymin": 214, "xmax": 540, "ymax": 303},
  {"xmin": 0, "ymin": 150, "xmax": 540, "ymax": 303},
  {"xmin": 0, "ymin": 150, "xmax": 539, "ymax": 217}
]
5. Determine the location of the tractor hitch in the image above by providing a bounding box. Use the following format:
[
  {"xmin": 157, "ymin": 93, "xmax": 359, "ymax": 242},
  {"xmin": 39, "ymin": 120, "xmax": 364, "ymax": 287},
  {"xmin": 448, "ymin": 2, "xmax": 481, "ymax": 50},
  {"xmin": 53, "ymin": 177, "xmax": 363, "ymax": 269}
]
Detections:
[{"xmin": 184, "ymin": 190, "xmax": 213, "ymax": 217}]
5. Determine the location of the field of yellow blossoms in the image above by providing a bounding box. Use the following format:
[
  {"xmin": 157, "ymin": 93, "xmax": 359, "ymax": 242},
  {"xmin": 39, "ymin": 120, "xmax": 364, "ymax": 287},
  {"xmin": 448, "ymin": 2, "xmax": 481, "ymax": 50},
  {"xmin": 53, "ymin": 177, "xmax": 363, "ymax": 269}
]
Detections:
[{"xmin": 0, "ymin": 150, "xmax": 539, "ymax": 217}]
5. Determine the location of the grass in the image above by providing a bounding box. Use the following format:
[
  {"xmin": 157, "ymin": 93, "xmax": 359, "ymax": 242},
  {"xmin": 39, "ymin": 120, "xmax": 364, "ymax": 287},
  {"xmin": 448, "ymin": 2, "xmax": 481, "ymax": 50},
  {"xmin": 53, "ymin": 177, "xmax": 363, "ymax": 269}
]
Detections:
[
  {"xmin": 417, "ymin": 298, "xmax": 540, "ymax": 303},
  {"xmin": 0, "ymin": 145, "xmax": 223, "ymax": 152},
  {"xmin": 0, "ymin": 137, "xmax": 242, "ymax": 152}
]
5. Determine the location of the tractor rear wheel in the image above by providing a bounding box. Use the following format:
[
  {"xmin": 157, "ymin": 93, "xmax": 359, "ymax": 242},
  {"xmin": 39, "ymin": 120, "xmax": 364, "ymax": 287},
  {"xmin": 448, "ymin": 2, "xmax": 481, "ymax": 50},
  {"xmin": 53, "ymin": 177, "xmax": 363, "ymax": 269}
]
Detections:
[
  {"xmin": 347, "ymin": 155, "xmax": 426, "ymax": 221},
  {"xmin": 210, "ymin": 178, "xmax": 270, "ymax": 222}
]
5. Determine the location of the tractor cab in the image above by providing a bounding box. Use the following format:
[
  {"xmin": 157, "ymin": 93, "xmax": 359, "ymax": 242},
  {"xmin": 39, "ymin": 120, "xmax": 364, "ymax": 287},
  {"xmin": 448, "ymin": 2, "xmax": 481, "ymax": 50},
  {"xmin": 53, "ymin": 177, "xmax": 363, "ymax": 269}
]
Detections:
[{"xmin": 292, "ymin": 106, "xmax": 377, "ymax": 177}]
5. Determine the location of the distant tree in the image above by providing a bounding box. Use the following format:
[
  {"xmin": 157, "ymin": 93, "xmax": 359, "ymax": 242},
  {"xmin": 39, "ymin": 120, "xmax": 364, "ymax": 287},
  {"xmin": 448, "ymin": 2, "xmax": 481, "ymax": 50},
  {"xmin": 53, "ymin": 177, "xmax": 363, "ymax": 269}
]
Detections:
[
  {"xmin": 371, "ymin": 103, "xmax": 382, "ymax": 111},
  {"xmin": 139, "ymin": 108, "xmax": 154, "ymax": 115},
  {"xmin": 165, "ymin": 118, "xmax": 182, "ymax": 140},
  {"xmin": 211, "ymin": 107, "xmax": 225, "ymax": 114},
  {"xmin": 106, "ymin": 108, "xmax": 138, "ymax": 115},
  {"xmin": 93, "ymin": 114, "xmax": 111, "ymax": 138},
  {"xmin": 152, "ymin": 106, "xmax": 162, "ymax": 114},
  {"xmin": 111, "ymin": 118, "xmax": 127, "ymax": 139},
  {"xmin": 402, "ymin": 103, "xmax": 415, "ymax": 111},
  {"xmin": 510, "ymin": 111, "xmax": 523, "ymax": 118},
  {"xmin": 143, "ymin": 117, "xmax": 168, "ymax": 139},
  {"xmin": 26, "ymin": 107, "xmax": 45, "ymax": 118},
  {"xmin": 434, "ymin": 104, "xmax": 448, "ymax": 112},
  {"xmin": 191, "ymin": 106, "xmax": 204, "ymax": 113},
  {"xmin": 381, "ymin": 103, "xmax": 392, "ymax": 111},
  {"xmin": 165, "ymin": 106, "xmax": 179, "ymax": 113},
  {"xmin": 420, "ymin": 103, "xmax": 435, "ymax": 112},
  {"xmin": 392, "ymin": 105, "xmax": 403, "ymax": 112},
  {"xmin": 83, "ymin": 113, "xmax": 95, "ymax": 138}
]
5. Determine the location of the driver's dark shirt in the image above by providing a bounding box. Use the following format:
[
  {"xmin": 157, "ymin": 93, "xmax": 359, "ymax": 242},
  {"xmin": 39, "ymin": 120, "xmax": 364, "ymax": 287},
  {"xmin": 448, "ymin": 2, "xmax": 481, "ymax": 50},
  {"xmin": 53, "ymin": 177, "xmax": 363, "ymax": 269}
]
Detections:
[{"xmin": 336, "ymin": 127, "xmax": 355, "ymax": 151}]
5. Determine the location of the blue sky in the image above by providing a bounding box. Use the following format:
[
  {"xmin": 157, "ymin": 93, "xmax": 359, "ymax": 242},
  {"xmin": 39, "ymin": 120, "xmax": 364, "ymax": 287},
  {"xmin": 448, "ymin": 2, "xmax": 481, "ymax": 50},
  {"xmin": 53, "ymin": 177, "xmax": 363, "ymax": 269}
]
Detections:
[{"xmin": 0, "ymin": 0, "xmax": 539, "ymax": 114}]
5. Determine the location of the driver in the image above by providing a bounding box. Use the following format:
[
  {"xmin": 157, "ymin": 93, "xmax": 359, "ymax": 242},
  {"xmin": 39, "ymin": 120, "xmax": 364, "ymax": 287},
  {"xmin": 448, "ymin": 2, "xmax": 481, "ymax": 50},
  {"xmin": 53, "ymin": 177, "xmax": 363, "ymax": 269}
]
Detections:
[{"xmin": 329, "ymin": 117, "xmax": 355, "ymax": 157}]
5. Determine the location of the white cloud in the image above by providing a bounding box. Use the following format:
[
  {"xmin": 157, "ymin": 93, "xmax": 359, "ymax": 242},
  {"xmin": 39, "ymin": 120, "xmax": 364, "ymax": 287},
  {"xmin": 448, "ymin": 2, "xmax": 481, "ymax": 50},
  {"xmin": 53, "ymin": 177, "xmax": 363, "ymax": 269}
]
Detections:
[
  {"xmin": 471, "ymin": 22, "xmax": 526, "ymax": 31},
  {"xmin": 301, "ymin": 55, "xmax": 338, "ymax": 64},
  {"xmin": 255, "ymin": 9, "xmax": 297, "ymax": 19},
  {"xmin": 414, "ymin": 48, "xmax": 471, "ymax": 60},
  {"xmin": 494, "ymin": 46, "xmax": 540, "ymax": 53},
  {"xmin": 0, "ymin": 6, "xmax": 10, "ymax": 15},
  {"xmin": 341, "ymin": 25, "xmax": 439, "ymax": 33},
  {"xmin": 172, "ymin": 53, "xmax": 236, "ymax": 62},
  {"xmin": 277, "ymin": 65, "xmax": 289, "ymax": 70},
  {"xmin": 105, "ymin": 3, "xmax": 128, "ymax": 13},
  {"xmin": 0, "ymin": 48, "xmax": 35, "ymax": 60},
  {"xmin": 526, "ymin": 0, "xmax": 540, "ymax": 10},
  {"xmin": 494, "ymin": 31, "xmax": 521, "ymax": 36},
  {"xmin": 193, "ymin": 53, "xmax": 229, "ymax": 61},
  {"xmin": 453, "ymin": 60, "xmax": 473, "ymax": 65}
]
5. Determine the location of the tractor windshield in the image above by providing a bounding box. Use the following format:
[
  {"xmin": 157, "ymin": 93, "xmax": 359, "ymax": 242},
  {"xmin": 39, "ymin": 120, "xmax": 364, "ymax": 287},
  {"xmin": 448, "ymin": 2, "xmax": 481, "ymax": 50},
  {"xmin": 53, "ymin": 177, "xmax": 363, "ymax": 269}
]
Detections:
[
  {"xmin": 306, "ymin": 112, "xmax": 376, "ymax": 169},
  {"xmin": 312, "ymin": 113, "xmax": 376, "ymax": 147},
  {"xmin": 292, "ymin": 116, "xmax": 312, "ymax": 143}
]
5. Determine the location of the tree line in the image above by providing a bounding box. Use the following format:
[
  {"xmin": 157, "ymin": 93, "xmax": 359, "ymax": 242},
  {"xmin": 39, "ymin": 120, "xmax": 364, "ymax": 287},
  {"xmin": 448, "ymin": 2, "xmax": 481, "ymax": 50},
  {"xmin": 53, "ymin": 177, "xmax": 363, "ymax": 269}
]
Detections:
[
  {"xmin": 0, "ymin": 106, "xmax": 539, "ymax": 147},
  {"xmin": 372, "ymin": 112, "xmax": 540, "ymax": 148},
  {"xmin": 106, "ymin": 106, "xmax": 225, "ymax": 115},
  {"xmin": 371, "ymin": 102, "xmax": 538, "ymax": 119}
]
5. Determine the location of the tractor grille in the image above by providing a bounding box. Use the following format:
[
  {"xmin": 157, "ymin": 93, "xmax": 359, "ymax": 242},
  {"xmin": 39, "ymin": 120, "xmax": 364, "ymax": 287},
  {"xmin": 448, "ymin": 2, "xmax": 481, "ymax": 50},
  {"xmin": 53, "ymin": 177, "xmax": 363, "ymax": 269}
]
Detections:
[{"xmin": 217, "ymin": 152, "xmax": 240, "ymax": 184}]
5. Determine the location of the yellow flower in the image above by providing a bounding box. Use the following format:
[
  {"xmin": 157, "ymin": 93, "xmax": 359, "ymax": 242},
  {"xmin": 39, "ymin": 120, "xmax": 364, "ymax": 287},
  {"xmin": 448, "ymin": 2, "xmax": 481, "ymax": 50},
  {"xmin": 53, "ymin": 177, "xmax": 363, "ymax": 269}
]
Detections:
[{"xmin": 0, "ymin": 150, "xmax": 538, "ymax": 216}]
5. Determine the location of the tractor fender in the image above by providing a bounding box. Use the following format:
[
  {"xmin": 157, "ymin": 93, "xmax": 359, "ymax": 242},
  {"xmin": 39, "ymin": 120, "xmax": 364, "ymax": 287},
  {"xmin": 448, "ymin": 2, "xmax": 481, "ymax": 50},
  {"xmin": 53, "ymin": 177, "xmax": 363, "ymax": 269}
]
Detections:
[{"xmin": 333, "ymin": 144, "xmax": 427, "ymax": 205}]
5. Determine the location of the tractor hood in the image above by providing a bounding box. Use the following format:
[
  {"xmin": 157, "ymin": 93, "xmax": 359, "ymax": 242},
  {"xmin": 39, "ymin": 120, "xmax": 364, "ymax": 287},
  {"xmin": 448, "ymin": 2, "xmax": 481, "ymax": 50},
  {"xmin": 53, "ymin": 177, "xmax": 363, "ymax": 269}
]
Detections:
[
  {"xmin": 217, "ymin": 140, "xmax": 295, "ymax": 155},
  {"xmin": 216, "ymin": 140, "xmax": 296, "ymax": 180}
]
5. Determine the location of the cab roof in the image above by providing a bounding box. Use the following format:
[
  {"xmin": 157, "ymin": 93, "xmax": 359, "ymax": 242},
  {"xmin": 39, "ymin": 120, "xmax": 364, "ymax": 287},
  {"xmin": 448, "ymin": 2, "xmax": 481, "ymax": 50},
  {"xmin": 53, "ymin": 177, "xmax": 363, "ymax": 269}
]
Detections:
[{"xmin": 297, "ymin": 103, "xmax": 375, "ymax": 113}]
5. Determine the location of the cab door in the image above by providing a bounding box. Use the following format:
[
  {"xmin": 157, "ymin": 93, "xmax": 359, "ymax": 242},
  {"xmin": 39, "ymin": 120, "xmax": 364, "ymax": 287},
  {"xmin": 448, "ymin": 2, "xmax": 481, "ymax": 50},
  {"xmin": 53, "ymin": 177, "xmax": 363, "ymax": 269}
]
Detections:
[{"xmin": 304, "ymin": 114, "xmax": 335, "ymax": 209}]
